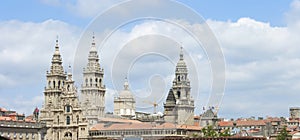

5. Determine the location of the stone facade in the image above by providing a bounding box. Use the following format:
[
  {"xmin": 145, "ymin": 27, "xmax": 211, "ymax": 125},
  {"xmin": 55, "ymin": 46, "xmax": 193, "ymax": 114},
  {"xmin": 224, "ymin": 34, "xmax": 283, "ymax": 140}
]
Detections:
[
  {"xmin": 39, "ymin": 39, "xmax": 88, "ymax": 140},
  {"xmin": 0, "ymin": 120, "xmax": 45, "ymax": 140},
  {"xmin": 290, "ymin": 107, "xmax": 300, "ymax": 119},
  {"xmin": 81, "ymin": 35, "xmax": 106, "ymax": 125},
  {"xmin": 199, "ymin": 109, "xmax": 218, "ymax": 127},
  {"xmin": 114, "ymin": 78, "xmax": 136, "ymax": 118},
  {"xmin": 164, "ymin": 47, "xmax": 195, "ymax": 125},
  {"xmin": 89, "ymin": 120, "xmax": 201, "ymax": 139}
]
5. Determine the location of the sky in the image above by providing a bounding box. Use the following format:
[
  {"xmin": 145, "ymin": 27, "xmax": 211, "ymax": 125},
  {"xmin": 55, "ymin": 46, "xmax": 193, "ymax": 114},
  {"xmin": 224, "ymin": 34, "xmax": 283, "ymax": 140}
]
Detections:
[{"xmin": 0, "ymin": 0, "xmax": 300, "ymax": 119}]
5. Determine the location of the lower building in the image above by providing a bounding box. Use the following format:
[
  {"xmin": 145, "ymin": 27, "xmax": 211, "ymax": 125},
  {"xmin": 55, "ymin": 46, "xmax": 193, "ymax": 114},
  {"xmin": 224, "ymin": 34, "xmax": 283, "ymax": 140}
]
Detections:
[
  {"xmin": 0, "ymin": 116, "xmax": 46, "ymax": 140},
  {"xmin": 88, "ymin": 118, "xmax": 201, "ymax": 139},
  {"xmin": 199, "ymin": 109, "xmax": 219, "ymax": 127}
]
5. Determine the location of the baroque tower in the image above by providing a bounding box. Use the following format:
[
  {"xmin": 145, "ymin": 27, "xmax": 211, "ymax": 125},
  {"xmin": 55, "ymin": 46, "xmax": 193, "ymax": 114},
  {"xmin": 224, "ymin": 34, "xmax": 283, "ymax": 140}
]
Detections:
[
  {"xmin": 40, "ymin": 39, "xmax": 88, "ymax": 140},
  {"xmin": 81, "ymin": 35, "xmax": 106, "ymax": 125},
  {"xmin": 114, "ymin": 78, "xmax": 136, "ymax": 118},
  {"xmin": 164, "ymin": 47, "xmax": 195, "ymax": 125}
]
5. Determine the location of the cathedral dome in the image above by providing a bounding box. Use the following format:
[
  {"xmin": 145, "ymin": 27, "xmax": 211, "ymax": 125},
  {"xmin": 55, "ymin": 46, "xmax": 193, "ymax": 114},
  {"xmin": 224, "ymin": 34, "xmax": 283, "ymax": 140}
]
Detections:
[
  {"xmin": 119, "ymin": 89, "xmax": 133, "ymax": 98},
  {"xmin": 119, "ymin": 78, "xmax": 134, "ymax": 98}
]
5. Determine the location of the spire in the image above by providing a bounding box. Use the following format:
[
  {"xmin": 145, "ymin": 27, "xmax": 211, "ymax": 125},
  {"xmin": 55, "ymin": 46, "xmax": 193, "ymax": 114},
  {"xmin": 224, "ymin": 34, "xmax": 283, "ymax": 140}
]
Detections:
[
  {"xmin": 124, "ymin": 77, "xmax": 129, "ymax": 90},
  {"xmin": 85, "ymin": 33, "xmax": 101, "ymax": 73},
  {"xmin": 179, "ymin": 46, "xmax": 184, "ymax": 60},
  {"xmin": 49, "ymin": 37, "xmax": 64, "ymax": 75},
  {"xmin": 54, "ymin": 36, "xmax": 60, "ymax": 55},
  {"xmin": 90, "ymin": 32, "xmax": 97, "ymax": 52},
  {"xmin": 67, "ymin": 65, "xmax": 72, "ymax": 81},
  {"xmin": 176, "ymin": 46, "xmax": 186, "ymax": 67},
  {"xmin": 88, "ymin": 33, "xmax": 98, "ymax": 58},
  {"xmin": 173, "ymin": 45, "xmax": 189, "ymax": 87}
]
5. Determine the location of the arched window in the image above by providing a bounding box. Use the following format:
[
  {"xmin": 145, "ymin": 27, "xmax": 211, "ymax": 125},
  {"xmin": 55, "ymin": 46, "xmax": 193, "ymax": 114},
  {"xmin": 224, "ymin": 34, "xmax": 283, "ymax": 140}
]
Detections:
[
  {"xmin": 48, "ymin": 81, "xmax": 51, "ymax": 88},
  {"xmin": 99, "ymin": 79, "xmax": 102, "ymax": 86},
  {"xmin": 67, "ymin": 85, "xmax": 70, "ymax": 91},
  {"xmin": 66, "ymin": 105, "xmax": 71, "ymax": 112},
  {"xmin": 95, "ymin": 78, "xmax": 98, "ymax": 87},
  {"xmin": 177, "ymin": 76, "xmax": 180, "ymax": 82},
  {"xmin": 76, "ymin": 115, "xmax": 79, "ymax": 124},
  {"xmin": 58, "ymin": 81, "xmax": 61, "ymax": 88},
  {"xmin": 64, "ymin": 132, "xmax": 72, "ymax": 138},
  {"xmin": 177, "ymin": 91, "xmax": 181, "ymax": 98},
  {"xmin": 66, "ymin": 116, "xmax": 70, "ymax": 125},
  {"xmin": 90, "ymin": 78, "xmax": 92, "ymax": 86},
  {"xmin": 57, "ymin": 116, "xmax": 59, "ymax": 124},
  {"xmin": 53, "ymin": 81, "xmax": 56, "ymax": 88},
  {"xmin": 85, "ymin": 78, "xmax": 88, "ymax": 86}
]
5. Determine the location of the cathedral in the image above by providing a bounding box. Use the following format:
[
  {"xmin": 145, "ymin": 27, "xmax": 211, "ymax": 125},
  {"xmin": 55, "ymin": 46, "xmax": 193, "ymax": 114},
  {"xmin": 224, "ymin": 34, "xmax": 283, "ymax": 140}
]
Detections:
[{"xmin": 39, "ymin": 35, "xmax": 196, "ymax": 139}]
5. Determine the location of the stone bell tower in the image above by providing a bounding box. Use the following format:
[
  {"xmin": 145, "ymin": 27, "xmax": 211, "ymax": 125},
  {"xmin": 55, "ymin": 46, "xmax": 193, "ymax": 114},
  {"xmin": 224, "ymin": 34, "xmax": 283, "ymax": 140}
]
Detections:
[
  {"xmin": 39, "ymin": 39, "xmax": 88, "ymax": 140},
  {"xmin": 164, "ymin": 47, "xmax": 194, "ymax": 125},
  {"xmin": 81, "ymin": 35, "xmax": 106, "ymax": 125}
]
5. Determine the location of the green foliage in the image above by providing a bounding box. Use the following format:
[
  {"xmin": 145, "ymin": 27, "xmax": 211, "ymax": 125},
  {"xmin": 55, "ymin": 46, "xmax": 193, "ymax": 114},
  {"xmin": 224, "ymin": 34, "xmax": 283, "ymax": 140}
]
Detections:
[
  {"xmin": 201, "ymin": 126, "xmax": 231, "ymax": 138},
  {"xmin": 201, "ymin": 125, "xmax": 218, "ymax": 138},
  {"xmin": 219, "ymin": 128, "xmax": 231, "ymax": 137},
  {"xmin": 191, "ymin": 133, "xmax": 199, "ymax": 138},
  {"xmin": 276, "ymin": 126, "xmax": 291, "ymax": 140}
]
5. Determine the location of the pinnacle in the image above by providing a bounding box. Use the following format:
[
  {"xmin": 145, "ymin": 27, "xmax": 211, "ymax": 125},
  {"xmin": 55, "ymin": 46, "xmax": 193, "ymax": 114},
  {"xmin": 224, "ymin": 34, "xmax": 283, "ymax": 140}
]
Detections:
[
  {"xmin": 54, "ymin": 38, "xmax": 60, "ymax": 55},
  {"xmin": 179, "ymin": 47, "xmax": 184, "ymax": 60},
  {"xmin": 124, "ymin": 77, "xmax": 129, "ymax": 90}
]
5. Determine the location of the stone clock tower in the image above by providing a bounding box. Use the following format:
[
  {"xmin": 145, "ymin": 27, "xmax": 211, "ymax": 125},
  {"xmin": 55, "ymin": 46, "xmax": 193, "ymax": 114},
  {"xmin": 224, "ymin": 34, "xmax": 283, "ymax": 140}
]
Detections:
[{"xmin": 164, "ymin": 47, "xmax": 195, "ymax": 125}]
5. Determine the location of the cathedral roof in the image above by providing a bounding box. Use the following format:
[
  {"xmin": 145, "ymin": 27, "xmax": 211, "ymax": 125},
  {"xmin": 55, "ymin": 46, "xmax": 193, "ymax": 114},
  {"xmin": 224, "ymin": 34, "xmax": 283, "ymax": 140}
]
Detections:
[
  {"xmin": 165, "ymin": 89, "xmax": 176, "ymax": 105},
  {"xmin": 119, "ymin": 78, "xmax": 134, "ymax": 98},
  {"xmin": 90, "ymin": 122, "xmax": 201, "ymax": 131}
]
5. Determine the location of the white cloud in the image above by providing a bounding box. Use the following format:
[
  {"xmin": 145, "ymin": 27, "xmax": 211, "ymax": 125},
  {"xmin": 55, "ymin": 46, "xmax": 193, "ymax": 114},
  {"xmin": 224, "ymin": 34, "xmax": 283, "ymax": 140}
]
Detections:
[
  {"xmin": 204, "ymin": 2, "xmax": 300, "ymax": 117},
  {"xmin": 2, "ymin": 0, "xmax": 300, "ymax": 119},
  {"xmin": 286, "ymin": 0, "xmax": 300, "ymax": 28},
  {"xmin": 0, "ymin": 19, "xmax": 80, "ymax": 115},
  {"xmin": 0, "ymin": 19, "xmax": 80, "ymax": 86}
]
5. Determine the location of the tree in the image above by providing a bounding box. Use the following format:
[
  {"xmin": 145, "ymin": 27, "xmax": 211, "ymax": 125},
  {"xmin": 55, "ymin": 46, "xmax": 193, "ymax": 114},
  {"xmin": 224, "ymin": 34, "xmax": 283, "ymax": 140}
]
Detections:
[
  {"xmin": 277, "ymin": 126, "xmax": 291, "ymax": 140},
  {"xmin": 202, "ymin": 125, "xmax": 218, "ymax": 138},
  {"xmin": 219, "ymin": 128, "xmax": 231, "ymax": 137}
]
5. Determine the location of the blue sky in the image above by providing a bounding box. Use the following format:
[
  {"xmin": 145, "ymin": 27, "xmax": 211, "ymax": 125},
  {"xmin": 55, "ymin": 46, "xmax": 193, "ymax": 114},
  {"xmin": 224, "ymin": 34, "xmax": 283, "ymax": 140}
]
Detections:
[
  {"xmin": 0, "ymin": 0, "xmax": 292, "ymax": 26},
  {"xmin": 1, "ymin": 0, "xmax": 300, "ymax": 119}
]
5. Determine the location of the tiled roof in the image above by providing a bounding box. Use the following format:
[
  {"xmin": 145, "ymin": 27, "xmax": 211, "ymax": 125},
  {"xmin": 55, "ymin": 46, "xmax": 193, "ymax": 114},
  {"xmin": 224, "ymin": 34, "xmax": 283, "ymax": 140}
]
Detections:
[
  {"xmin": 218, "ymin": 121, "xmax": 233, "ymax": 126},
  {"xmin": 219, "ymin": 120, "xmax": 266, "ymax": 127},
  {"xmin": 0, "ymin": 116, "xmax": 12, "ymax": 121},
  {"xmin": 264, "ymin": 117, "xmax": 281, "ymax": 122},
  {"xmin": 8, "ymin": 113, "xmax": 17, "ymax": 116},
  {"xmin": 0, "ymin": 116, "xmax": 35, "ymax": 122},
  {"xmin": 176, "ymin": 124, "xmax": 201, "ymax": 130},
  {"xmin": 98, "ymin": 117, "xmax": 142, "ymax": 124},
  {"xmin": 288, "ymin": 119, "xmax": 299, "ymax": 123},
  {"xmin": 91, "ymin": 122, "xmax": 201, "ymax": 131},
  {"xmin": 24, "ymin": 118, "xmax": 36, "ymax": 122},
  {"xmin": 0, "ymin": 107, "xmax": 7, "ymax": 112}
]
